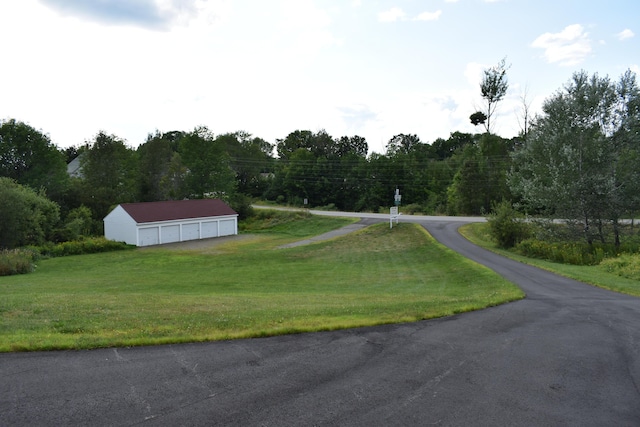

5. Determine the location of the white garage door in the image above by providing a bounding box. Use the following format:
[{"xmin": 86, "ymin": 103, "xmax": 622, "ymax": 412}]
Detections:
[
  {"xmin": 219, "ymin": 219, "xmax": 236, "ymax": 236},
  {"xmin": 182, "ymin": 223, "xmax": 200, "ymax": 241},
  {"xmin": 161, "ymin": 225, "xmax": 180, "ymax": 243},
  {"xmin": 201, "ymin": 221, "xmax": 218, "ymax": 239},
  {"xmin": 139, "ymin": 227, "xmax": 159, "ymax": 246}
]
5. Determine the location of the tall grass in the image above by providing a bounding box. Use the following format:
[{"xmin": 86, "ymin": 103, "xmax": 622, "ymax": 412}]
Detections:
[
  {"xmin": 0, "ymin": 249, "xmax": 37, "ymax": 276},
  {"xmin": 461, "ymin": 222, "xmax": 640, "ymax": 297}
]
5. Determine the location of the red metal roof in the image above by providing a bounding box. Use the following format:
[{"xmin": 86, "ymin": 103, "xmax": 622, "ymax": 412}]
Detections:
[{"xmin": 119, "ymin": 199, "xmax": 237, "ymax": 224}]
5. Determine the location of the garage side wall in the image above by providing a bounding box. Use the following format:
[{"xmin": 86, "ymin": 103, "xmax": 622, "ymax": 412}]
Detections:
[{"xmin": 104, "ymin": 206, "xmax": 138, "ymax": 246}]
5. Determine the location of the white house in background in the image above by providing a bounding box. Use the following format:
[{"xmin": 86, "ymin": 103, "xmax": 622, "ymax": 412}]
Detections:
[{"xmin": 104, "ymin": 199, "xmax": 238, "ymax": 247}]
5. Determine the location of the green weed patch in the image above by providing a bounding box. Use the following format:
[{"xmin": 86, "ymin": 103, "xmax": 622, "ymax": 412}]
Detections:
[{"xmin": 461, "ymin": 222, "xmax": 640, "ymax": 296}]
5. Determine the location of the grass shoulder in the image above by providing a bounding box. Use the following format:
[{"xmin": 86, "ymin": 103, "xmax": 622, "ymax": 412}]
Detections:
[{"xmin": 460, "ymin": 222, "xmax": 640, "ymax": 297}]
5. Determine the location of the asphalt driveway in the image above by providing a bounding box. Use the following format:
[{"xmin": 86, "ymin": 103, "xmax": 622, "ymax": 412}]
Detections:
[{"xmin": 1, "ymin": 216, "xmax": 639, "ymax": 426}]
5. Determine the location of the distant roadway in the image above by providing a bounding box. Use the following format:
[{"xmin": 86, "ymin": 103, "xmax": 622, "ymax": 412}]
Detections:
[{"xmin": 2, "ymin": 211, "xmax": 639, "ymax": 426}]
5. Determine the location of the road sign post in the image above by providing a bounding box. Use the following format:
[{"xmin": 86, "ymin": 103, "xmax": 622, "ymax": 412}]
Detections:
[{"xmin": 390, "ymin": 206, "xmax": 400, "ymax": 228}]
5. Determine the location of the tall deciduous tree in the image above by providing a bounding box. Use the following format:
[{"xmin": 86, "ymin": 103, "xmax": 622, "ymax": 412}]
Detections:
[
  {"xmin": 509, "ymin": 70, "xmax": 639, "ymax": 246},
  {"xmin": 0, "ymin": 119, "xmax": 68, "ymax": 201},
  {"xmin": 137, "ymin": 131, "xmax": 182, "ymax": 201},
  {"xmin": 80, "ymin": 131, "xmax": 138, "ymax": 220},
  {"xmin": 479, "ymin": 58, "xmax": 510, "ymax": 134},
  {"xmin": 447, "ymin": 134, "xmax": 512, "ymax": 215},
  {"xmin": 385, "ymin": 134, "xmax": 421, "ymax": 156},
  {"xmin": 216, "ymin": 131, "xmax": 275, "ymax": 197},
  {"xmin": 180, "ymin": 127, "xmax": 236, "ymax": 199}
]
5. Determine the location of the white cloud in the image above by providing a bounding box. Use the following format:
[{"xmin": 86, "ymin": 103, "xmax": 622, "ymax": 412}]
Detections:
[
  {"xmin": 37, "ymin": 0, "xmax": 231, "ymax": 30},
  {"xmin": 617, "ymin": 28, "xmax": 635, "ymax": 41},
  {"xmin": 531, "ymin": 24, "xmax": 592, "ymax": 66},
  {"xmin": 378, "ymin": 7, "xmax": 405, "ymax": 22},
  {"xmin": 414, "ymin": 10, "xmax": 442, "ymax": 21},
  {"xmin": 379, "ymin": 7, "xmax": 442, "ymax": 23}
]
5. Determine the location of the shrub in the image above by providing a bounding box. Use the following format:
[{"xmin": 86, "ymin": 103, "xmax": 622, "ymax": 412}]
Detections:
[
  {"xmin": 34, "ymin": 237, "xmax": 133, "ymax": 258},
  {"xmin": 0, "ymin": 249, "xmax": 38, "ymax": 276},
  {"xmin": 229, "ymin": 194, "xmax": 254, "ymax": 220},
  {"xmin": 600, "ymin": 254, "xmax": 640, "ymax": 280},
  {"xmin": 486, "ymin": 201, "xmax": 532, "ymax": 248},
  {"xmin": 516, "ymin": 239, "xmax": 612, "ymax": 266},
  {"xmin": 402, "ymin": 203, "xmax": 423, "ymax": 215},
  {"xmin": 315, "ymin": 203, "xmax": 338, "ymax": 211}
]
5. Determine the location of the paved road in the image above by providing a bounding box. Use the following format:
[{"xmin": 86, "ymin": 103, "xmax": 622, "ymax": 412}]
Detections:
[{"xmin": 2, "ymin": 215, "xmax": 640, "ymax": 426}]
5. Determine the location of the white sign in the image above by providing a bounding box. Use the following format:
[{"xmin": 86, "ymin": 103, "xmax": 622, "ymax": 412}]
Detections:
[{"xmin": 390, "ymin": 206, "xmax": 400, "ymax": 228}]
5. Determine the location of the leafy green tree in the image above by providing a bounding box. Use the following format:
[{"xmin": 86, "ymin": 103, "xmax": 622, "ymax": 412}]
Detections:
[
  {"xmin": 479, "ymin": 58, "xmax": 510, "ymax": 134},
  {"xmin": 447, "ymin": 145, "xmax": 485, "ymax": 215},
  {"xmin": 469, "ymin": 111, "xmax": 487, "ymax": 127},
  {"xmin": 447, "ymin": 134, "xmax": 512, "ymax": 215},
  {"xmin": 276, "ymin": 130, "xmax": 314, "ymax": 160},
  {"xmin": 431, "ymin": 132, "xmax": 476, "ymax": 159},
  {"xmin": 385, "ymin": 134, "xmax": 422, "ymax": 156},
  {"xmin": 0, "ymin": 119, "xmax": 69, "ymax": 201},
  {"xmin": 216, "ymin": 131, "xmax": 275, "ymax": 197},
  {"xmin": 509, "ymin": 70, "xmax": 639, "ymax": 246},
  {"xmin": 180, "ymin": 127, "xmax": 236, "ymax": 199},
  {"xmin": 0, "ymin": 177, "xmax": 60, "ymax": 248},
  {"xmin": 336, "ymin": 135, "xmax": 368, "ymax": 158},
  {"xmin": 137, "ymin": 131, "xmax": 181, "ymax": 201},
  {"xmin": 280, "ymin": 148, "xmax": 316, "ymax": 204},
  {"xmin": 159, "ymin": 152, "xmax": 189, "ymax": 200},
  {"xmin": 80, "ymin": 131, "xmax": 138, "ymax": 221}
]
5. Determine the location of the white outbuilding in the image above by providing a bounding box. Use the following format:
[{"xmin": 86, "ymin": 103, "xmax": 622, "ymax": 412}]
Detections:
[{"xmin": 104, "ymin": 199, "xmax": 238, "ymax": 247}]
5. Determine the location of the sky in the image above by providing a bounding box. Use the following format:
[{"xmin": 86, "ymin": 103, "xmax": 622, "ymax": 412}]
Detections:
[{"xmin": 1, "ymin": 0, "xmax": 638, "ymax": 155}]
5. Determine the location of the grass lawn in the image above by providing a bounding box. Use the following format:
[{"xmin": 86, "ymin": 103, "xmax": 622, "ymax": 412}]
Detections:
[
  {"xmin": 460, "ymin": 222, "xmax": 640, "ymax": 297},
  {"xmin": 1, "ymin": 217, "xmax": 523, "ymax": 352}
]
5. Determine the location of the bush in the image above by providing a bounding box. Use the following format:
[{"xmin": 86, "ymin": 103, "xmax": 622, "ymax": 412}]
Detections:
[
  {"xmin": 600, "ymin": 254, "xmax": 640, "ymax": 280},
  {"xmin": 33, "ymin": 237, "xmax": 133, "ymax": 258},
  {"xmin": 0, "ymin": 249, "xmax": 38, "ymax": 276},
  {"xmin": 486, "ymin": 201, "xmax": 532, "ymax": 248},
  {"xmin": 516, "ymin": 239, "xmax": 611, "ymax": 266},
  {"xmin": 402, "ymin": 203, "xmax": 423, "ymax": 215},
  {"xmin": 229, "ymin": 194, "xmax": 254, "ymax": 220},
  {"xmin": 0, "ymin": 178, "xmax": 60, "ymax": 248}
]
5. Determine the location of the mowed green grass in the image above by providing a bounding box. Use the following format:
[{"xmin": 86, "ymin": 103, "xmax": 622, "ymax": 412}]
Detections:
[{"xmin": 0, "ymin": 219, "xmax": 524, "ymax": 352}]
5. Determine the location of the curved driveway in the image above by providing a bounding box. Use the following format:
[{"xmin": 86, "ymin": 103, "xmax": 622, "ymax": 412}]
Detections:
[{"xmin": 2, "ymin": 214, "xmax": 639, "ymax": 426}]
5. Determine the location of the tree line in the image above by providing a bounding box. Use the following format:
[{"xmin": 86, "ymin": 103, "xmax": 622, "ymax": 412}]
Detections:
[{"xmin": 1, "ymin": 67, "xmax": 638, "ymax": 250}]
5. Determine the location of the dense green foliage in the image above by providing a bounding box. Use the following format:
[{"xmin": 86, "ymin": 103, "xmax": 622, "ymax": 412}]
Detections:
[
  {"xmin": 0, "ymin": 177, "xmax": 60, "ymax": 248},
  {"xmin": 0, "ymin": 119, "xmax": 69, "ymax": 201},
  {"xmin": 486, "ymin": 200, "xmax": 531, "ymax": 248},
  {"xmin": 30, "ymin": 237, "xmax": 133, "ymax": 258},
  {"xmin": 510, "ymin": 70, "xmax": 640, "ymax": 246},
  {"xmin": 0, "ymin": 249, "xmax": 38, "ymax": 276},
  {"xmin": 600, "ymin": 254, "xmax": 640, "ymax": 281}
]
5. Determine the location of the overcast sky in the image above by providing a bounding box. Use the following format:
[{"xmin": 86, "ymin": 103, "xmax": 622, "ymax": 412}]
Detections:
[{"xmin": 1, "ymin": 0, "xmax": 638, "ymax": 154}]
